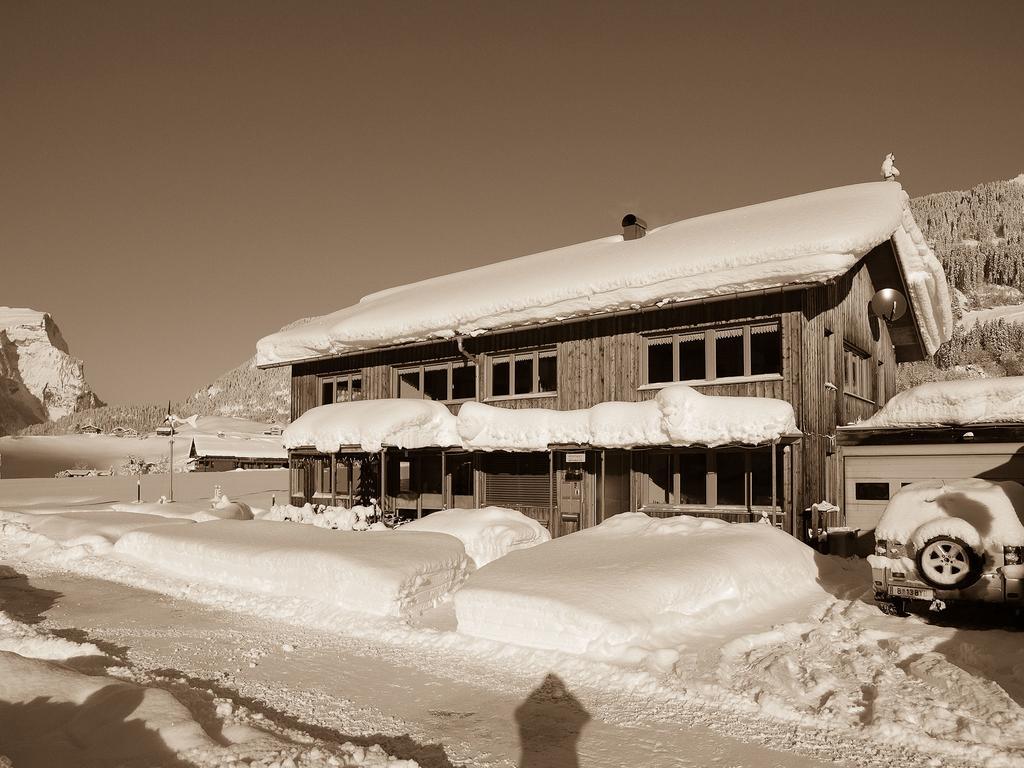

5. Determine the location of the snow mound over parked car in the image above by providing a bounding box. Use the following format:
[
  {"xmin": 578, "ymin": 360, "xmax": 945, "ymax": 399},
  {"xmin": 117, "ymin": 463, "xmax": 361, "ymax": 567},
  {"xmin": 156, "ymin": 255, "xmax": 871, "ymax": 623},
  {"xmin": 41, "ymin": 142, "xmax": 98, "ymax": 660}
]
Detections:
[
  {"xmin": 874, "ymin": 479, "xmax": 1024, "ymax": 552},
  {"xmin": 398, "ymin": 507, "xmax": 551, "ymax": 567},
  {"xmin": 861, "ymin": 376, "xmax": 1024, "ymax": 427},
  {"xmin": 454, "ymin": 513, "xmax": 824, "ymax": 664},
  {"xmin": 114, "ymin": 520, "xmax": 472, "ymax": 619}
]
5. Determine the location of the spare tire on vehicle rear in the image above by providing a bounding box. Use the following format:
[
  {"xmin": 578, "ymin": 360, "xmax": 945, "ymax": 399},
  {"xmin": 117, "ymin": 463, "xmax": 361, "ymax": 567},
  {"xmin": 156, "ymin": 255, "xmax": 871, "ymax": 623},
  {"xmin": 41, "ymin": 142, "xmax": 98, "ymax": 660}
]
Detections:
[{"xmin": 914, "ymin": 535, "xmax": 983, "ymax": 590}]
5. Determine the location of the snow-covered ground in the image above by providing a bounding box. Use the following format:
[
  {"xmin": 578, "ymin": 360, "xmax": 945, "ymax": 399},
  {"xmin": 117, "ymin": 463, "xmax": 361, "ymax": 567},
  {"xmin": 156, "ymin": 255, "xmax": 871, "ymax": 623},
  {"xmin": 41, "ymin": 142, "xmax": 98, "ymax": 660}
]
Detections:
[
  {"xmin": 0, "ymin": 604, "xmax": 418, "ymax": 767},
  {"xmin": 0, "ymin": 415, "xmax": 285, "ymax": 479},
  {"xmin": 2, "ymin": 477, "xmax": 1023, "ymax": 767},
  {"xmin": 961, "ymin": 303, "xmax": 1024, "ymax": 329}
]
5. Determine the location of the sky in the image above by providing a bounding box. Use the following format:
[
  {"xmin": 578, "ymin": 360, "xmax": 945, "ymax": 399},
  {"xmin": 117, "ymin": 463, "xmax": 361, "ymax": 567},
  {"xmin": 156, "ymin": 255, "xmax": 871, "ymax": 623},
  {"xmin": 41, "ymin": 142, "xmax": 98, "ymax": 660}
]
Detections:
[{"xmin": 2, "ymin": 0, "xmax": 1023, "ymax": 406}]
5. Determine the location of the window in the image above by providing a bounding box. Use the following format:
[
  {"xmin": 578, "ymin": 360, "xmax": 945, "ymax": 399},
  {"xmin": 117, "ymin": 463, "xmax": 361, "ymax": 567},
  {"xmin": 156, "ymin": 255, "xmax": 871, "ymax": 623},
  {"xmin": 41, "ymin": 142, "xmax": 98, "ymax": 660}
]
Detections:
[
  {"xmin": 482, "ymin": 452, "xmax": 552, "ymax": 507},
  {"xmin": 447, "ymin": 454, "xmax": 475, "ymax": 502},
  {"xmin": 333, "ymin": 457, "xmax": 363, "ymax": 506},
  {"xmin": 395, "ymin": 361, "xmax": 477, "ymax": 402},
  {"xmin": 855, "ymin": 482, "xmax": 890, "ymax": 501},
  {"xmin": 641, "ymin": 447, "xmax": 782, "ymax": 509},
  {"xmin": 488, "ymin": 349, "xmax": 557, "ymax": 398},
  {"xmin": 843, "ymin": 344, "xmax": 875, "ymax": 403},
  {"xmin": 715, "ymin": 452, "xmax": 746, "ymax": 506},
  {"xmin": 319, "ymin": 373, "xmax": 363, "ymax": 405},
  {"xmin": 643, "ymin": 322, "xmax": 780, "ymax": 385}
]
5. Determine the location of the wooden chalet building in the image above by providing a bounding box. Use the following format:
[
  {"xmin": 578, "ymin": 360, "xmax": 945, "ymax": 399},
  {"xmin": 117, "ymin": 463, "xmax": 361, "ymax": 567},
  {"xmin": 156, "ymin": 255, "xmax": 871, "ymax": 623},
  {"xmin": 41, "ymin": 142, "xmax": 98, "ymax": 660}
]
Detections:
[
  {"xmin": 257, "ymin": 182, "xmax": 952, "ymax": 539},
  {"xmin": 187, "ymin": 434, "xmax": 288, "ymax": 472}
]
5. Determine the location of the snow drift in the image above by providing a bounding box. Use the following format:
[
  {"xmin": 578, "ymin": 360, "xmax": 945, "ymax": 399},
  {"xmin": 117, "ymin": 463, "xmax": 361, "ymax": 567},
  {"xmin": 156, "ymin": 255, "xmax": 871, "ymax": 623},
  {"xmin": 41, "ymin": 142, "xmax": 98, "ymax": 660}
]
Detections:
[
  {"xmin": 454, "ymin": 513, "xmax": 824, "ymax": 663},
  {"xmin": 114, "ymin": 520, "xmax": 473, "ymax": 618},
  {"xmin": 398, "ymin": 507, "xmax": 551, "ymax": 567},
  {"xmin": 258, "ymin": 182, "xmax": 951, "ymax": 366},
  {"xmin": 861, "ymin": 376, "xmax": 1024, "ymax": 427}
]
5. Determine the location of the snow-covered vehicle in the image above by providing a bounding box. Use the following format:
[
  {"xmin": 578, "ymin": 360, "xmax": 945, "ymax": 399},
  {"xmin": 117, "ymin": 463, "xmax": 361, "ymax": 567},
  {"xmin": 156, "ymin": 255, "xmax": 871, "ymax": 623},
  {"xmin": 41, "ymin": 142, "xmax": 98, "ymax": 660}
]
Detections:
[{"xmin": 869, "ymin": 479, "xmax": 1024, "ymax": 615}]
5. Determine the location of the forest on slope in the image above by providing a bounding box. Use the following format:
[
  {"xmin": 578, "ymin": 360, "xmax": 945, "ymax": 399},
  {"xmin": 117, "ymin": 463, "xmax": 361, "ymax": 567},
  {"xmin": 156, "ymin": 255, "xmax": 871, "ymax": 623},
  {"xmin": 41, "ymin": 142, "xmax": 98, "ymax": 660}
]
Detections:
[{"xmin": 899, "ymin": 174, "xmax": 1024, "ymax": 389}]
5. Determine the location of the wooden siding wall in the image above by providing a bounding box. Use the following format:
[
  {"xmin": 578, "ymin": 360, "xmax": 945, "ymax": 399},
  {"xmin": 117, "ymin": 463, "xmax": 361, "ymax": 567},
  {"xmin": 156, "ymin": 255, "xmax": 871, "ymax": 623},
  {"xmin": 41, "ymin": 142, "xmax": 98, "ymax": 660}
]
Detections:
[
  {"xmin": 292, "ymin": 292, "xmax": 805, "ymax": 415},
  {"xmin": 799, "ymin": 257, "xmax": 901, "ymax": 518}
]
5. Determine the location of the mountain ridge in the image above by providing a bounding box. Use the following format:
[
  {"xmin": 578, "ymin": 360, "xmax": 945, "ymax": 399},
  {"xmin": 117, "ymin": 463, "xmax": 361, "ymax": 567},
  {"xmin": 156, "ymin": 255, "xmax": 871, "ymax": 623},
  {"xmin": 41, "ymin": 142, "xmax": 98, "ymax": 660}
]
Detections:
[{"xmin": 0, "ymin": 307, "xmax": 104, "ymax": 436}]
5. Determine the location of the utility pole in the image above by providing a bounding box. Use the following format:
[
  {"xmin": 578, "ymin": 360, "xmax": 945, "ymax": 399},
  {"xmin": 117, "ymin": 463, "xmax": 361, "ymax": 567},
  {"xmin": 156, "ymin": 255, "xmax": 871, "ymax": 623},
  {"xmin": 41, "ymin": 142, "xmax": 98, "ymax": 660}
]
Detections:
[{"xmin": 164, "ymin": 401, "xmax": 175, "ymax": 503}]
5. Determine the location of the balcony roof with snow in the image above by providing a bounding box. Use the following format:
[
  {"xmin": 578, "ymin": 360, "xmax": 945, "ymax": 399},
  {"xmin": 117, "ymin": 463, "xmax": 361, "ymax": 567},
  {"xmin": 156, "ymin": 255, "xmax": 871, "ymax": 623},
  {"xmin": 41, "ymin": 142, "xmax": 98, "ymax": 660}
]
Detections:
[
  {"xmin": 284, "ymin": 385, "xmax": 800, "ymax": 453},
  {"xmin": 257, "ymin": 182, "xmax": 952, "ymax": 367}
]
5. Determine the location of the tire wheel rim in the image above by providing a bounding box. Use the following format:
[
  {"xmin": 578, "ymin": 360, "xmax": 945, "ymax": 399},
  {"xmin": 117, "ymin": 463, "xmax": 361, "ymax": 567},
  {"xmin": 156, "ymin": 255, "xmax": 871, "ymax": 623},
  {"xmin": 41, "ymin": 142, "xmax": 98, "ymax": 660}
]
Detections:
[{"xmin": 919, "ymin": 539, "xmax": 972, "ymax": 587}]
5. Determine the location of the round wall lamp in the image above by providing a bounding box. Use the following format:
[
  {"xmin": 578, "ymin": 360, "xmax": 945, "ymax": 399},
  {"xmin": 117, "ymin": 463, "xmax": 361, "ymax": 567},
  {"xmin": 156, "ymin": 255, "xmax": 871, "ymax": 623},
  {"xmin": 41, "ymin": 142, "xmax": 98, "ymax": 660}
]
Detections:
[{"xmin": 870, "ymin": 288, "xmax": 908, "ymax": 322}]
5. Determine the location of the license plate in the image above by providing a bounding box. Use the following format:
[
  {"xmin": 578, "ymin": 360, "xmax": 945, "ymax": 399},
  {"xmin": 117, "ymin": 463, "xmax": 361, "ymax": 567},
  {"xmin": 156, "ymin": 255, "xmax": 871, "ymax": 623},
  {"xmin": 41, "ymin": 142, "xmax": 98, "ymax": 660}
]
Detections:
[{"xmin": 891, "ymin": 585, "xmax": 933, "ymax": 600}]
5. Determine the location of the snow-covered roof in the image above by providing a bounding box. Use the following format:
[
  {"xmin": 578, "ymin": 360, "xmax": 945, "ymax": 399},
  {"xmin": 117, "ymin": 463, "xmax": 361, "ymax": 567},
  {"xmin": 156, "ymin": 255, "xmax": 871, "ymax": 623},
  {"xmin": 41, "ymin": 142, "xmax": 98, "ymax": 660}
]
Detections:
[
  {"xmin": 284, "ymin": 385, "xmax": 799, "ymax": 453},
  {"xmin": 189, "ymin": 434, "xmax": 287, "ymax": 460},
  {"xmin": 257, "ymin": 182, "xmax": 952, "ymax": 366},
  {"xmin": 858, "ymin": 376, "xmax": 1024, "ymax": 428}
]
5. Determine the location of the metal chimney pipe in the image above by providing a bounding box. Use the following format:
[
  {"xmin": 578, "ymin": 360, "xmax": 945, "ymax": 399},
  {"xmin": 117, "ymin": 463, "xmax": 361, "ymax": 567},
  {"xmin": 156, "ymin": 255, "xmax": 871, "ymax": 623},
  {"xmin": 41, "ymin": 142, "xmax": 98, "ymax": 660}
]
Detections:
[{"xmin": 622, "ymin": 213, "xmax": 647, "ymax": 240}]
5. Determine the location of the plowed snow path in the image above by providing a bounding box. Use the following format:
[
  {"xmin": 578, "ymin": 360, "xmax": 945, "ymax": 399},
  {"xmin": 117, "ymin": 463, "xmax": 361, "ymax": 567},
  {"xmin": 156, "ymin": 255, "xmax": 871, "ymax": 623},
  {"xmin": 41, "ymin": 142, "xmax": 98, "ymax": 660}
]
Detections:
[{"xmin": 0, "ymin": 567, "xmax": 839, "ymax": 768}]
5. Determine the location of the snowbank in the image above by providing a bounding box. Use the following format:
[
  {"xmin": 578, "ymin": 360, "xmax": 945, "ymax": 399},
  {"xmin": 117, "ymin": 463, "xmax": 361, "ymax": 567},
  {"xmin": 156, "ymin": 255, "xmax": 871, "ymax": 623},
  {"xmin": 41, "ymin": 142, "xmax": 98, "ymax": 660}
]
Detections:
[
  {"xmin": 0, "ymin": 509, "xmax": 193, "ymax": 554},
  {"xmin": 861, "ymin": 376, "xmax": 1024, "ymax": 427},
  {"xmin": 258, "ymin": 182, "xmax": 951, "ymax": 365},
  {"xmin": 454, "ymin": 513, "xmax": 824, "ymax": 664},
  {"xmin": 398, "ymin": 507, "xmax": 551, "ymax": 567},
  {"xmin": 284, "ymin": 399, "xmax": 460, "ymax": 452},
  {"xmin": 114, "ymin": 520, "xmax": 472, "ymax": 618},
  {"xmin": 872, "ymin": 479, "xmax": 1024, "ymax": 552},
  {"xmin": 112, "ymin": 497, "xmax": 254, "ymax": 522}
]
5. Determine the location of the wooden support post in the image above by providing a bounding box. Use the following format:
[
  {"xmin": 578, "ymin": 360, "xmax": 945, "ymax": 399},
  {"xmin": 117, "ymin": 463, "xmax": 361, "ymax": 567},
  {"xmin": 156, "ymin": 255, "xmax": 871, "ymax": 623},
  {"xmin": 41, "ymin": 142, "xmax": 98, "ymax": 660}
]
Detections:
[
  {"xmin": 379, "ymin": 449, "xmax": 387, "ymax": 511},
  {"xmin": 771, "ymin": 438, "xmax": 778, "ymax": 526},
  {"xmin": 330, "ymin": 454, "xmax": 337, "ymax": 507},
  {"xmin": 441, "ymin": 450, "xmax": 448, "ymax": 509},
  {"xmin": 548, "ymin": 450, "xmax": 555, "ymax": 535}
]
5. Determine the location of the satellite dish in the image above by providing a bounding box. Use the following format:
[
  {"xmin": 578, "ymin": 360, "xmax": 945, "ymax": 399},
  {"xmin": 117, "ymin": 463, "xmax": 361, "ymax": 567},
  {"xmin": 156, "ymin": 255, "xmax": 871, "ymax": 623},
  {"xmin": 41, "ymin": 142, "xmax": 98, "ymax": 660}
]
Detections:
[{"xmin": 870, "ymin": 288, "xmax": 908, "ymax": 322}]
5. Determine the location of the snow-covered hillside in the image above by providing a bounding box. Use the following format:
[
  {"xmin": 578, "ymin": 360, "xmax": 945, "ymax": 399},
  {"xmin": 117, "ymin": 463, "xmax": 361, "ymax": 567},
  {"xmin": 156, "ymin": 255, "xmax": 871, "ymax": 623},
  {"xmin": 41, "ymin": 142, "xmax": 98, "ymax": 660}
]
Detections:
[{"xmin": 0, "ymin": 308, "xmax": 103, "ymax": 436}]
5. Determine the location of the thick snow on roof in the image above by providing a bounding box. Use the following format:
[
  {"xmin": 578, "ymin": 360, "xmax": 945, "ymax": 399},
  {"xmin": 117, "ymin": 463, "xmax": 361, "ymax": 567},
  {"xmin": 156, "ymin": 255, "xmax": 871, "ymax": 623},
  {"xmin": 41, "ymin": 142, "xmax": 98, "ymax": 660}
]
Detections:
[
  {"xmin": 454, "ymin": 513, "xmax": 823, "ymax": 661},
  {"xmin": 459, "ymin": 385, "xmax": 798, "ymax": 449},
  {"xmin": 283, "ymin": 399, "xmax": 461, "ymax": 453},
  {"xmin": 189, "ymin": 434, "xmax": 287, "ymax": 460},
  {"xmin": 286, "ymin": 385, "xmax": 798, "ymax": 452},
  {"xmin": 860, "ymin": 376, "xmax": 1024, "ymax": 428},
  {"xmin": 257, "ymin": 182, "xmax": 951, "ymax": 365}
]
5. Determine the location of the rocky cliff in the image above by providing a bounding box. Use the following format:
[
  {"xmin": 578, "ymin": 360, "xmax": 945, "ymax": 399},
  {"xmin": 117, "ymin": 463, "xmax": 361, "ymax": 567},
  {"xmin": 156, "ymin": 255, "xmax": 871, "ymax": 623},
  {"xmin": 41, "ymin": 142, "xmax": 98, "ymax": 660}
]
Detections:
[{"xmin": 0, "ymin": 308, "xmax": 104, "ymax": 436}]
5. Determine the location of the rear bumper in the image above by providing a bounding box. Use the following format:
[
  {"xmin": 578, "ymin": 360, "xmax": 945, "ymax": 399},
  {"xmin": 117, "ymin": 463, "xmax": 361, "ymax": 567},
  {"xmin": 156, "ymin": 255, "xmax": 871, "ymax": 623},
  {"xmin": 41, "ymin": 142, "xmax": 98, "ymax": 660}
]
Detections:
[{"xmin": 872, "ymin": 563, "xmax": 1023, "ymax": 604}]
